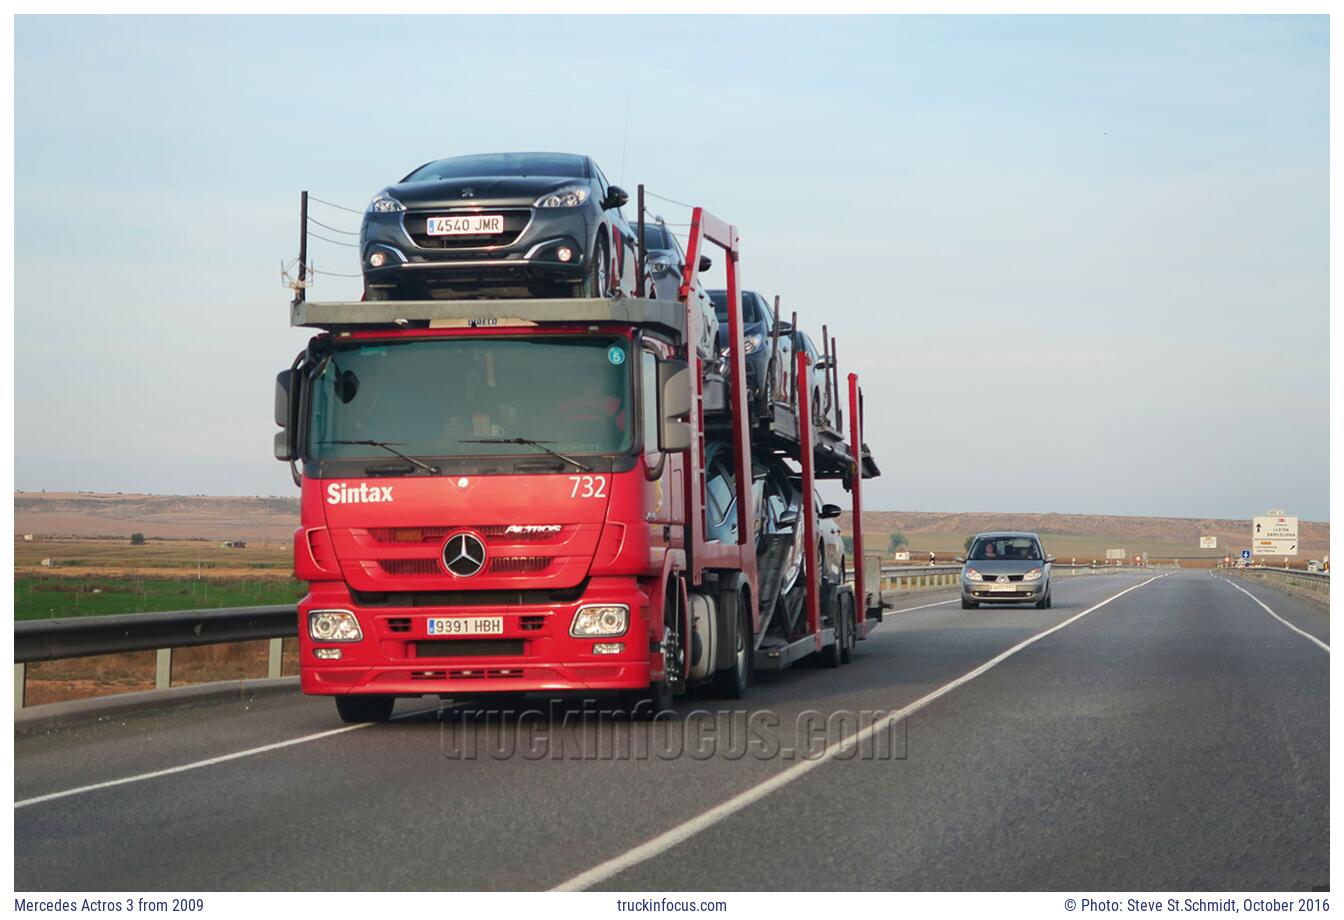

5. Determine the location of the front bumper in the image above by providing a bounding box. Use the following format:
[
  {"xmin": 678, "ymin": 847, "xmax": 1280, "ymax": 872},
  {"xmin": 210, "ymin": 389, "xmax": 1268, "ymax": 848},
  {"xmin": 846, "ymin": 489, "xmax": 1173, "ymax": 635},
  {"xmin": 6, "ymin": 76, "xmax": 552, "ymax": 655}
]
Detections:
[
  {"xmin": 362, "ymin": 206, "xmax": 595, "ymax": 295},
  {"xmin": 961, "ymin": 579, "xmax": 1046, "ymax": 603},
  {"xmin": 299, "ymin": 578, "xmax": 656, "ymax": 697}
]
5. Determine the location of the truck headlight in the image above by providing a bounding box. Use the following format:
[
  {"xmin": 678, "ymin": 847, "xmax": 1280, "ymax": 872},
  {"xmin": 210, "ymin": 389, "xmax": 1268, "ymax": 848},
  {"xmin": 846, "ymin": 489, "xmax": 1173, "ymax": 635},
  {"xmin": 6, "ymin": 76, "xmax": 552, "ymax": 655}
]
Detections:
[
  {"xmin": 535, "ymin": 185, "xmax": 590, "ymax": 208},
  {"xmin": 570, "ymin": 604, "xmax": 629, "ymax": 637},
  {"xmin": 1023, "ymin": 568, "xmax": 1043, "ymax": 582},
  {"xmin": 964, "ymin": 568, "xmax": 983, "ymax": 582},
  {"xmin": 367, "ymin": 194, "xmax": 405, "ymax": 213},
  {"xmin": 309, "ymin": 610, "xmax": 364, "ymax": 642}
]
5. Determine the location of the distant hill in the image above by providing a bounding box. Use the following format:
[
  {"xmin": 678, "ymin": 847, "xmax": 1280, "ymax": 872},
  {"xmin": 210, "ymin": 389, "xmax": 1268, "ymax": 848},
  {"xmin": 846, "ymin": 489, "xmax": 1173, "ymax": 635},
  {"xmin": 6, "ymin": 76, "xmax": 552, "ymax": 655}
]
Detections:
[{"xmin": 13, "ymin": 492, "xmax": 1329, "ymax": 561}]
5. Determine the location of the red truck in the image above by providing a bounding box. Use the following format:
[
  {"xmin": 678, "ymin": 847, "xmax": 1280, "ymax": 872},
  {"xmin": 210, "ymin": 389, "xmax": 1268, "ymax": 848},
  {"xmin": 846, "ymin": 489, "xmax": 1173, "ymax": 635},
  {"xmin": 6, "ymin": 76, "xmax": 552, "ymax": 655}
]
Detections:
[{"xmin": 274, "ymin": 205, "xmax": 882, "ymax": 722}]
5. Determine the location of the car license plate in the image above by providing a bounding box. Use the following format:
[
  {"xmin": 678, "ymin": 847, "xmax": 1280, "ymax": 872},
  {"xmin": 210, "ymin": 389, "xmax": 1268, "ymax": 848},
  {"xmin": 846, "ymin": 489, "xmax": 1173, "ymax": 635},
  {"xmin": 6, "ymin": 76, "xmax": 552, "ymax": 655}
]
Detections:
[
  {"xmin": 425, "ymin": 214, "xmax": 504, "ymax": 236},
  {"xmin": 988, "ymin": 583, "xmax": 1018, "ymax": 592},
  {"xmin": 426, "ymin": 616, "xmax": 504, "ymax": 636}
]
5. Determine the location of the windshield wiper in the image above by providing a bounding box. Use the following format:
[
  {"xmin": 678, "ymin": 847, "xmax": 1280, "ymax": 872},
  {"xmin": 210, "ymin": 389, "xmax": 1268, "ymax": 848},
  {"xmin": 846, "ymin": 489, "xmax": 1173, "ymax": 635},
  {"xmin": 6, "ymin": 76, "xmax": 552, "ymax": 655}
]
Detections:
[
  {"xmin": 459, "ymin": 437, "xmax": 592, "ymax": 472},
  {"xmin": 324, "ymin": 439, "xmax": 441, "ymax": 475}
]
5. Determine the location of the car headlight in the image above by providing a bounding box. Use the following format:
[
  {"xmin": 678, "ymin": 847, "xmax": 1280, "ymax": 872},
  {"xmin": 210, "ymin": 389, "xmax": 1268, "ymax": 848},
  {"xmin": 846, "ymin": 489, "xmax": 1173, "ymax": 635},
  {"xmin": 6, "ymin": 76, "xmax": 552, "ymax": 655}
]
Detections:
[
  {"xmin": 309, "ymin": 610, "xmax": 363, "ymax": 642},
  {"xmin": 964, "ymin": 568, "xmax": 983, "ymax": 582},
  {"xmin": 367, "ymin": 194, "xmax": 405, "ymax": 213},
  {"xmin": 570, "ymin": 604, "xmax": 629, "ymax": 637},
  {"xmin": 1023, "ymin": 568, "xmax": 1043, "ymax": 582},
  {"xmin": 651, "ymin": 257, "xmax": 671, "ymax": 273},
  {"xmin": 535, "ymin": 185, "xmax": 590, "ymax": 208},
  {"xmin": 742, "ymin": 334, "xmax": 764, "ymax": 354}
]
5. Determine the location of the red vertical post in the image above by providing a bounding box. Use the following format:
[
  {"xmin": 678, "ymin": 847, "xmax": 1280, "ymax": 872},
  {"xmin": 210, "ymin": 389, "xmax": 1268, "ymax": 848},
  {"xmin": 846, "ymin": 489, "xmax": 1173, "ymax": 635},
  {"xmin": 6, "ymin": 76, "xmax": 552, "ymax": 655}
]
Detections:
[
  {"xmin": 798, "ymin": 348, "xmax": 821, "ymax": 651},
  {"xmin": 724, "ymin": 229, "xmax": 754, "ymax": 579},
  {"xmin": 848, "ymin": 372, "xmax": 865, "ymax": 632}
]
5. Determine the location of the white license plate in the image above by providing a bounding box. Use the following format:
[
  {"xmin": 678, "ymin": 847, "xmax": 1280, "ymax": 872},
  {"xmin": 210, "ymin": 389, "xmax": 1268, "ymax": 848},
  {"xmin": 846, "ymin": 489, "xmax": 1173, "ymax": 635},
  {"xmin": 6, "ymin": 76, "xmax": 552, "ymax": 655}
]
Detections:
[
  {"xmin": 988, "ymin": 583, "xmax": 1018, "ymax": 592},
  {"xmin": 426, "ymin": 616, "xmax": 504, "ymax": 636},
  {"xmin": 425, "ymin": 214, "xmax": 504, "ymax": 236}
]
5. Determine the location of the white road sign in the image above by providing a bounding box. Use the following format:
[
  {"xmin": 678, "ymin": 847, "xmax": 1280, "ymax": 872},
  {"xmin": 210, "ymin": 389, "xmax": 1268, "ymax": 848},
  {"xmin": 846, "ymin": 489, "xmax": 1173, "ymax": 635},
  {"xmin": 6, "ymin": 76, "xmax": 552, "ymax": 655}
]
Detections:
[
  {"xmin": 1105, "ymin": 548, "xmax": 1126, "ymax": 560},
  {"xmin": 1199, "ymin": 536, "xmax": 1217, "ymax": 549},
  {"xmin": 1252, "ymin": 515, "xmax": 1298, "ymax": 556}
]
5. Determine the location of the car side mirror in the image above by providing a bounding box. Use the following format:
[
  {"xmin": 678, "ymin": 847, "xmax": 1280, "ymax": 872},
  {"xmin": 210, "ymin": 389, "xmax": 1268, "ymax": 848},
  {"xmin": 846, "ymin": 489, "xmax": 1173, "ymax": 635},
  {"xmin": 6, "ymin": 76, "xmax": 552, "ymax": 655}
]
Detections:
[
  {"xmin": 698, "ymin": 254, "xmax": 712, "ymax": 272},
  {"xmin": 1045, "ymin": 555, "xmax": 1056, "ymax": 563},
  {"xmin": 954, "ymin": 556, "xmax": 965, "ymax": 564},
  {"xmin": 778, "ymin": 508, "xmax": 799, "ymax": 528},
  {"xmin": 274, "ymin": 369, "xmax": 301, "ymax": 462},
  {"xmin": 658, "ymin": 359, "xmax": 691, "ymax": 452},
  {"xmin": 820, "ymin": 503, "xmax": 843, "ymax": 520},
  {"xmin": 776, "ymin": 321, "xmax": 793, "ymax": 334},
  {"xmin": 604, "ymin": 185, "xmax": 629, "ymax": 210}
]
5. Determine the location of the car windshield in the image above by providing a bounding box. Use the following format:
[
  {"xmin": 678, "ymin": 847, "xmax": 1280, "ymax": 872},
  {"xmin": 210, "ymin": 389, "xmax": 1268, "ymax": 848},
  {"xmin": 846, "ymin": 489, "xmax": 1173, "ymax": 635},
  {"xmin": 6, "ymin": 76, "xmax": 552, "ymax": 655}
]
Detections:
[
  {"xmin": 638, "ymin": 224, "xmax": 675, "ymax": 250},
  {"xmin": 969, "ymin": 537, "xmax": 1043, "ymax": 561},
  {"xmin": 306, "ymin": 336, "xmax": 633, "ymax": 462},
  {"xmin": 709, "ymin": 291, "xmax": 762, "ymax": 324},
  {"xmin": 403, "ymin": 153, "xmax": 588, "ymax": 182}
]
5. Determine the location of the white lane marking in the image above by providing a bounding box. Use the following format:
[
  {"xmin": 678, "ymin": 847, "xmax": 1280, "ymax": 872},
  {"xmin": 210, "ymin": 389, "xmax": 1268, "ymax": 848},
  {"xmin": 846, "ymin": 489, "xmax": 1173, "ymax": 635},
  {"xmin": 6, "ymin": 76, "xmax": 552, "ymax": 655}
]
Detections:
[
  {"xmin": 1218, "ymin": 577, "xmax": 1329, "ymax": 653},
  {"xmin": 15, "ymin": 705, "xmax": 440, "ymax": 810},
  {"xmin": 553, "ymin": 574, "xmax": 1166, "ymax": 891},
  {"xmin": 887, "ymin": 598, "xmax": 957, "ymax": 614}
]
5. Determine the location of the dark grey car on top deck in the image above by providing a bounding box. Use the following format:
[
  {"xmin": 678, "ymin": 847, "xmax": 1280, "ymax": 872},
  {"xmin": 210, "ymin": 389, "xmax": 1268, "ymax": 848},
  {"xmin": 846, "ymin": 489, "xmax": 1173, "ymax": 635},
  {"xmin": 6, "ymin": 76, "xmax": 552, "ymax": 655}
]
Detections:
[
  {"xmin": 959, "ymin": 531, "xmax": 1055, "ymax": 609},
  {"xmin": 360, "ymin": 151, "xmax": 637, "ymax": 301}
]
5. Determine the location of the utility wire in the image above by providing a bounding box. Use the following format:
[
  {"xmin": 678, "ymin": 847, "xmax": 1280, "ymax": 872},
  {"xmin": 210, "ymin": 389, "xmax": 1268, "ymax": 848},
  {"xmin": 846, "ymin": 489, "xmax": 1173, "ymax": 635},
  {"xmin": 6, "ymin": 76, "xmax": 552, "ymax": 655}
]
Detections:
[
  {"xmin": 307, "ymin": 194, "xmax": 364, "ymax": 215},
  {"xmin": 307, "ymin": 216, "xmax": 359, "ymax": 236},
  {"xmin": 643, "ymin": 190, "xmax": 697, "ymax": 210},
  {"xmin": 307, "ymin": 232, "xmax": 358, "ymax": 248}
]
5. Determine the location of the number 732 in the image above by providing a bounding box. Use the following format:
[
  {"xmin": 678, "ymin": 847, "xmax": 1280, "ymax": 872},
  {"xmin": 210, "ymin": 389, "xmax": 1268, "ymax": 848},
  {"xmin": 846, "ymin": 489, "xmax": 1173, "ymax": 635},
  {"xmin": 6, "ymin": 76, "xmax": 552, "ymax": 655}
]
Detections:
[{"xmin": 568, "ymin": 475, "xmax": 607, "ymax": 498}]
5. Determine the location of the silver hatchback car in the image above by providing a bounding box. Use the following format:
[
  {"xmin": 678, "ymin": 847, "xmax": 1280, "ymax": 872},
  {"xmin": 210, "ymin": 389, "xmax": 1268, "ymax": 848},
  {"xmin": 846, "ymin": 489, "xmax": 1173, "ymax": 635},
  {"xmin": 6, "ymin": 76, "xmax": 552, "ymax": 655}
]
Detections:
[{"xmin": 959, "ymin": 532, "xmax": 1055, "ymax": 609}]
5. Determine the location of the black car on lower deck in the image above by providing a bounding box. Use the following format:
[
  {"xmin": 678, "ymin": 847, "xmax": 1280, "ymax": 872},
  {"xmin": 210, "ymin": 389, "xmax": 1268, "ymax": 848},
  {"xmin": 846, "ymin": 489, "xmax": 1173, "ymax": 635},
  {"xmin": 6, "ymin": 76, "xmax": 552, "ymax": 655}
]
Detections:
[{"xmin": 360, "ymin": 152, "xmax": 637, "ymax": 300}]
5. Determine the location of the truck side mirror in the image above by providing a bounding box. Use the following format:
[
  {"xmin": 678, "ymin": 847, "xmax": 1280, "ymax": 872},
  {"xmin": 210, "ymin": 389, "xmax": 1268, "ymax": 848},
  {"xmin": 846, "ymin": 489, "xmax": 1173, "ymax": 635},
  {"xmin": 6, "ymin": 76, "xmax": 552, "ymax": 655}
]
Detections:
[
  {"xmin": 658, "ymin": 359, "xmax": 691, "ymax": 452},
  {"xmin": 274, "ymin": 369, "xmax": 301, "ymax": 462}
]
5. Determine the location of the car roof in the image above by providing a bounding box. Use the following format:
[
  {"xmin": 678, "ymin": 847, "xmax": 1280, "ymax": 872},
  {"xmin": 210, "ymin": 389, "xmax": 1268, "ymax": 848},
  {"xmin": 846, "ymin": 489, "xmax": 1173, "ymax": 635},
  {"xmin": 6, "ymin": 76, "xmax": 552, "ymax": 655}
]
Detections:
[{"xmin": 973, "ymin": 532, "xmax": 1041, "ymax": 540}]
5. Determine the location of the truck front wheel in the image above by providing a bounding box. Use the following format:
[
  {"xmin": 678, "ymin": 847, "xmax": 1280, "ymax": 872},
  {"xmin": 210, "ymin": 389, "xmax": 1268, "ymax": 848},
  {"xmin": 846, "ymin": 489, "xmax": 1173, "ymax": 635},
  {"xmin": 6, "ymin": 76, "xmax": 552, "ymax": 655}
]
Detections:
[{"xmin": 334, "ymin": 695, "xmax": 395, "ymax": 723}]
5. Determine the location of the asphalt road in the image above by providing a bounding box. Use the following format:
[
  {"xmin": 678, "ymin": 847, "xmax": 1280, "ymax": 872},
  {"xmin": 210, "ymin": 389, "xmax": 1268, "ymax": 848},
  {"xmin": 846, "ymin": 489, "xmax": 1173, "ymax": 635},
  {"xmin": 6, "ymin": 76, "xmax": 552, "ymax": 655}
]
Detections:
[{"xmin": 14, "ymin": 571, "xmax": 1328, "ymax": 891}]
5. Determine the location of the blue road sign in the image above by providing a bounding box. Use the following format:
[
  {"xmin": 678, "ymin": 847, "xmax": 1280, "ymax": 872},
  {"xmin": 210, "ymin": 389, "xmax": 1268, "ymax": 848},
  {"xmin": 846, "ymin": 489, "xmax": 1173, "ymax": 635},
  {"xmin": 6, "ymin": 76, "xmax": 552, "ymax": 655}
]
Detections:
[{"xmin": 1241, "ymin": 550, "xmax": 1251, "ymax": 560}]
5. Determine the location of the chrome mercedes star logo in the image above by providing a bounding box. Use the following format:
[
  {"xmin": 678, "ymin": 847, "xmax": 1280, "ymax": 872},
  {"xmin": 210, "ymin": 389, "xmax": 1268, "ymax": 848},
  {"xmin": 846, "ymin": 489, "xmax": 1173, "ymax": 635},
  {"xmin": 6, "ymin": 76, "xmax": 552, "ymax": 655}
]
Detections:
[{"xmin": 442, "ymin": 532, "xmax": 486, "ymax": 577}]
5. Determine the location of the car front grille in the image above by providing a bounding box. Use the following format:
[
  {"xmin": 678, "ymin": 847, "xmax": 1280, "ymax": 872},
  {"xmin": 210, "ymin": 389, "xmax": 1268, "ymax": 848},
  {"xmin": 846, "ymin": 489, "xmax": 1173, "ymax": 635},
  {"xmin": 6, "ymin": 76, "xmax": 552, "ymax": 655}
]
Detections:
[{"xmin": 404, "ymin": 208, "xmax": 531, "ymax": 250}]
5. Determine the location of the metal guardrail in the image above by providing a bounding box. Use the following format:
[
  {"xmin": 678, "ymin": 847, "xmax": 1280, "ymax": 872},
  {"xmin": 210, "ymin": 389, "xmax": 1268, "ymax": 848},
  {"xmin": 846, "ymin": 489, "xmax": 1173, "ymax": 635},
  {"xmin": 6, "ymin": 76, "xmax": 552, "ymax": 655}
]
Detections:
[
  {"xmin": 12, "ymin": 562, "xmax": 1166, "ymax": 710},
  {"xmin": 14, "ymin": 606, "xmax": 298, "ymax": 711},
  {"xmin": 871, "ymin": 562, "xmax": 1155, "ymax": 594},
  {"xmin": 1220, "ymin": 565, "xmax": 1330, "ymax": 597}
]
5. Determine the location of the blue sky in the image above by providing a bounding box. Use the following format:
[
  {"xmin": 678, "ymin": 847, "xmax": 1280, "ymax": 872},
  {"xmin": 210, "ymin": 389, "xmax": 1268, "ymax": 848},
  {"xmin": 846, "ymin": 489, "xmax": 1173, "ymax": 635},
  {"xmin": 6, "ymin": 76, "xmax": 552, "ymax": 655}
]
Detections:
[{"xmin": 13, "ymin": 14, "xmax": 1330, "ymax": 518}]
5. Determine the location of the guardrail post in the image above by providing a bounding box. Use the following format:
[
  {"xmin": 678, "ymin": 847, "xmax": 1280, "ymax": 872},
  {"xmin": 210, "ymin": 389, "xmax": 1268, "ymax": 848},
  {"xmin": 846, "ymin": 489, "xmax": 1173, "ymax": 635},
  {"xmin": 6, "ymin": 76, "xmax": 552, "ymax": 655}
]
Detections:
[
  {"xmin": 155, "ymin": 648, "xmax": 172, "ymax": 690},
  {"xmin": 15, "ymin": 662, "xmax": 25, "ymax": 711},
  {"xmin": 268, "ymin": 638, "xmax": 284, "ymax": 679}
]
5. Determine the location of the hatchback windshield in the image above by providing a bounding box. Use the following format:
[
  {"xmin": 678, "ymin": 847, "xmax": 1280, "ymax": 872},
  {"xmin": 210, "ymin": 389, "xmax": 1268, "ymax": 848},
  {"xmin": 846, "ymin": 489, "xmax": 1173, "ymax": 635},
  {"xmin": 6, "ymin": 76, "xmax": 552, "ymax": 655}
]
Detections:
[
  {"xmin": 307, "ymin": 336, "xmax": 633, "ymax": 462},
  {"xmin": 709, "ymin": 292, "xmax": 763, "ymax": 324},
  {"xmin": 969, "ymin": 537, "xmax": 1043, "ymax": 561},
  {"xmin": 403, "ymin": 153, "xmax": 587, "ymax": 182},
  {"xmin": 639, "ymin": 224, "xmax": 675, "ymax": 250}
]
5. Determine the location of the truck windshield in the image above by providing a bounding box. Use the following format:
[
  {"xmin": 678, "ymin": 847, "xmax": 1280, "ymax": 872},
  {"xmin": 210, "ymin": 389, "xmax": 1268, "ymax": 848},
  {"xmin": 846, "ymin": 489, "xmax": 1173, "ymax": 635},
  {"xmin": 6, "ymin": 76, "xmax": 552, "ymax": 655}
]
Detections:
[{"xmin": 306, "ymin": 336, "xmax": 634, "ymax": 464}]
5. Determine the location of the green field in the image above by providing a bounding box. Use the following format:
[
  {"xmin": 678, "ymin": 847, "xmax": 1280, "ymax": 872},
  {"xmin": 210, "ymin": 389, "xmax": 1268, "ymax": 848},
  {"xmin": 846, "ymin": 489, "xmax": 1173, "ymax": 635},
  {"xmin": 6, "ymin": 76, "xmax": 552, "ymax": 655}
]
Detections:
[{"xmin": 15, "ymin": 575, "xmax": 307, "ymax": 621}]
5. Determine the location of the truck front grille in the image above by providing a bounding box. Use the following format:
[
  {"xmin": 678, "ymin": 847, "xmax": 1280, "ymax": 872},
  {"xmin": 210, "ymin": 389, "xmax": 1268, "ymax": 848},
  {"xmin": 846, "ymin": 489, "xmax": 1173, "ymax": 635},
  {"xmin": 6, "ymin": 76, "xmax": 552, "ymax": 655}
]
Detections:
[{"xmin": 415, "ymin": 639, "xmax": 525, "ymax": 658}]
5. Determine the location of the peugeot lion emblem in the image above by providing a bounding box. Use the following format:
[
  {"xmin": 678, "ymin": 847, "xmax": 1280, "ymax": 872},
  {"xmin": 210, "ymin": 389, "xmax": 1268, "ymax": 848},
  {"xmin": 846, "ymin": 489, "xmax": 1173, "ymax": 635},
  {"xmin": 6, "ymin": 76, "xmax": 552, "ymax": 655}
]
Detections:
[
  {"xmin": 442, "ymin": 532, "xmax": 486, "ymax": 577},
  {"xmin": 461, "ymin": 187, "xmax": 475, "ymax": 199}
]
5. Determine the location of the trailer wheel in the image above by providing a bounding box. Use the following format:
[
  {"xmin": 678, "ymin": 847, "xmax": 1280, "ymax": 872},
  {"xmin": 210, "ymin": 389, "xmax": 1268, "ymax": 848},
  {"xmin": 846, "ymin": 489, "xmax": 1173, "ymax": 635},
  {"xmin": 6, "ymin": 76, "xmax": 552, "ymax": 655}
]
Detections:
[
  {"xmin": 819, "ymin": 584, "xmax": 843, "ymax": 670},
  {"xmin": 334, "ymin": 695, "xmax": 395, "ymax": 723},
  {"xmin": 711, "ymin": 590, "xmax": 751, "ymax": 699},
  {"xmin": 840, "ymin": 592, "xmax": 856, "ymax": 664}
]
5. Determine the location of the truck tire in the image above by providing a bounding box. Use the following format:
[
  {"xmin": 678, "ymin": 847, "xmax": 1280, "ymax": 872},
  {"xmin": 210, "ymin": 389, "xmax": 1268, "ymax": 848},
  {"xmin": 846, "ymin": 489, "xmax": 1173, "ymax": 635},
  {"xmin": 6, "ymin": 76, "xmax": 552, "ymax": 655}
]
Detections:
[
  {"xmin": 819, "ymin": 584, "xmax": 842, "ymax": 669},
  {"xmin": 334, "ymin": 695, "xmax": 395, "ymax": 723},
  {"xmin": 625, "ymin": 578, "xmax": 682, "ymax": 719},
  {"xmin": 710, "ymin": 590, "xmax": 750, "ymax": 699},
  {"xmin": 839, "ymin": 591, "xmax": 856, "ymax": 664}
]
